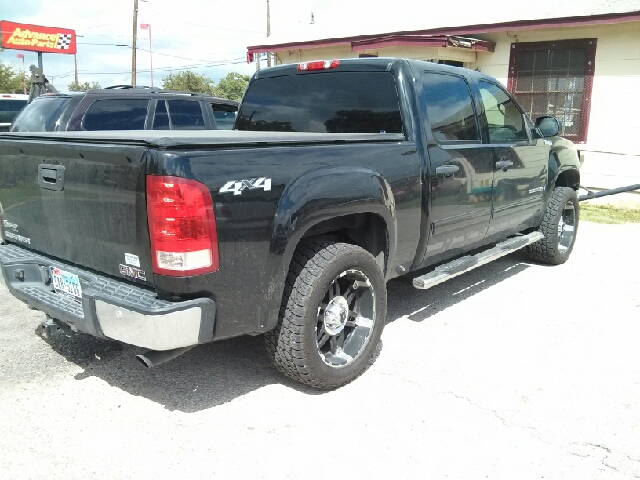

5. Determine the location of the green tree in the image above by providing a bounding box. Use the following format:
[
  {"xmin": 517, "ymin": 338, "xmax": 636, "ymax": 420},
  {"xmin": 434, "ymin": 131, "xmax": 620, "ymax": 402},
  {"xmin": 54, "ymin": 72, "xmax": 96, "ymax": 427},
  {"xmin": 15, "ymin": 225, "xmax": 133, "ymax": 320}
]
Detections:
[
  {"xmin": 162, "ymin": 71, "xmax": 215, "ymax": 95},
  {"xmin": 0, "ymin": 62, "xmax": 27, "ymax": 94},
  {"xmin": 68, "ymin": 81, "xmax": 102, "ymax": 92},
  {"xmin": 213, "ymin": 72, "xmax": 250, "ymax": 101}
]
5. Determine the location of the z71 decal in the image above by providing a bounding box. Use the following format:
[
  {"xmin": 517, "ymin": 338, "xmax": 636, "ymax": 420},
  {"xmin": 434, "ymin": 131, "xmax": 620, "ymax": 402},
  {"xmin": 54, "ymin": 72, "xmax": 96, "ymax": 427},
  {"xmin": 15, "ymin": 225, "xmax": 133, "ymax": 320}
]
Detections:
[{"xmin": 220, "ymin": 177, "xmax": 272, "ymax": 196}]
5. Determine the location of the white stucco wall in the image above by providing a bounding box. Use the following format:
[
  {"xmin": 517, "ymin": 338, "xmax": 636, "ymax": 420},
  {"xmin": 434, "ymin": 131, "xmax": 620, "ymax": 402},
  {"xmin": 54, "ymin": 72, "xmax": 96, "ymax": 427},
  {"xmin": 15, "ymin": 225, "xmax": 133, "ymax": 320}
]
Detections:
[
  {"xmin": 270, "ymin": 20, "xmax": 640, "ymax": 155},
  {"xmin": 273, "ymin": 44, "xmax": 483, "ymax": 66},
  {"xmin": 475, "ymin": 21, "xmax": 640, "ymax": 154}
]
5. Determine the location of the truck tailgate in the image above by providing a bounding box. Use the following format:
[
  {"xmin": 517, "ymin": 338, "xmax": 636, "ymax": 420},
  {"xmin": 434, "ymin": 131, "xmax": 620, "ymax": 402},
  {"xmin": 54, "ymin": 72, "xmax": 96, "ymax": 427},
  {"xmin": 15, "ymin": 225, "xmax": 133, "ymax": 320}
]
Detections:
[{"xmin": 0, "ymin": 138, "xmax": 153, "ymax": 286}]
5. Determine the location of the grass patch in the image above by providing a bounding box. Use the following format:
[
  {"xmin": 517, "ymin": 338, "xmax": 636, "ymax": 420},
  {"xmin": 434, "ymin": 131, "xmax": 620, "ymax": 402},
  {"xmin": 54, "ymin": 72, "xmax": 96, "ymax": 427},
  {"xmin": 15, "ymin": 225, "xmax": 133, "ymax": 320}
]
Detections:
[{"xmin": 580, "ymin": 203, "xmax": 640, "ymax": 224}]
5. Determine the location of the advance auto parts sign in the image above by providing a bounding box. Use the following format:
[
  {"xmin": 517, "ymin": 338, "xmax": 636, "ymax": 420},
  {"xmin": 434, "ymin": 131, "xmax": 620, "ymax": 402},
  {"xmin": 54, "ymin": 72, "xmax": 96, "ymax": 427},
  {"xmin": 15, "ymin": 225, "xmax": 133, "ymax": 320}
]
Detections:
[{"xmin": 1, "ymin": 21, "xmax": 76, "ymax": 54}]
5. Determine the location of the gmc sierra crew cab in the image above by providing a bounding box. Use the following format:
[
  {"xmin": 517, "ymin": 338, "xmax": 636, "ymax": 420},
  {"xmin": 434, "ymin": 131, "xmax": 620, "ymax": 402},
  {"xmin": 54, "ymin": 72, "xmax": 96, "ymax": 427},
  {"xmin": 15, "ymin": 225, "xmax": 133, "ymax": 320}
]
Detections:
[{"xmin": 0, "ymin": 59, "xmax": 581, "ymax": 389}]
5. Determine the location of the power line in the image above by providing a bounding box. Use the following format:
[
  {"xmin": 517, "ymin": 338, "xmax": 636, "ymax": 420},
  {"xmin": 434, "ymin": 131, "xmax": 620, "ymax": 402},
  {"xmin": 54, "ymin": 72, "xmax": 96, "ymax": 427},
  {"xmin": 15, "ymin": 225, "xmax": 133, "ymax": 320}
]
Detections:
[
  {"xmin": 77, "ymin": 42, "xmax": 235, "ymax": 63},
  {"xmin": 54, "ymin": 58, "xmax": 246, "ymax": 79}
]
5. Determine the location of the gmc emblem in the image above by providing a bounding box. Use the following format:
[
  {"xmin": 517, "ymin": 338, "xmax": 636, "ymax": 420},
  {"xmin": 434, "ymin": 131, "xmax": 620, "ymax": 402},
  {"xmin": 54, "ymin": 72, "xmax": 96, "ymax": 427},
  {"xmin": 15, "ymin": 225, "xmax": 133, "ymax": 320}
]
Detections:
[{"xmin": 119, "ymin": 264, "xmax": 147, "ymax": 281}]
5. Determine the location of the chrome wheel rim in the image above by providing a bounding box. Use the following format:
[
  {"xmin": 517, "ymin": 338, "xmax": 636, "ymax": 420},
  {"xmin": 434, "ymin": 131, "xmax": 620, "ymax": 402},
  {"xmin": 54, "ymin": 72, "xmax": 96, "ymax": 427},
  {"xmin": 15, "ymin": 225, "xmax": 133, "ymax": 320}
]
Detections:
[
  {"xmin": 557, "ymin": 201, "xmax": 576, "ymax": 254},
  {"xmin": 316, "ymin": 269, "xmax": 376, "ymax": 368}
]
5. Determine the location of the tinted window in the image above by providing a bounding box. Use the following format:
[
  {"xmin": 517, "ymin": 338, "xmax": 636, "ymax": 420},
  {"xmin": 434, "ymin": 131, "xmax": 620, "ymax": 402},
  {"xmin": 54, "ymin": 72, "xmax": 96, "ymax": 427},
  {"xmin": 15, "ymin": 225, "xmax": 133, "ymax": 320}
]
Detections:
[
  {"xmin": 10, "ymin": 96, "xmax": 75, "ymax": 132},
  {"xmin": 0, "ymin": 99, "xmax": 28, "ymax": 124},
  {"xmin": 152, "ymin": 100, "xmax": 170, "ymax": 130},
  {"xmin": 167, "ymin": 100, "xmax": 205, "ymax": 130},
  {"xmin": 83, "ymin": 99, "xmax": 149, "ymax": 130},
  {"xmin": 478, "ymin": 81, "xmax": 528, "ymax": 143},
  {"xmin": 236, "ymin": 72, "xmax": 402, "ymax": 134},
  {"xmin": 211, "ymin": 104, "xmax": 237, "ymax": 130},
  {"xmin": 421, "ymin": 73, "xmax": 478, "ymax": 142}
]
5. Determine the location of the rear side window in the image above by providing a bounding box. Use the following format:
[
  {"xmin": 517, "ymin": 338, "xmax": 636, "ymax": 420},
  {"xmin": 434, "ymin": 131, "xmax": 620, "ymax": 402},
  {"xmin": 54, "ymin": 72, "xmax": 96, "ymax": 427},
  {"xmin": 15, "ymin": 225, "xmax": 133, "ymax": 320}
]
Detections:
[
  {"xmin": 421, "ymin": 73, "xmax": 479, "ymax": 142},
  {"xmin": 211, "ymin": 103, "xmax": 237, "ymax": 130},
  {"xmin": 166, "ymin": 100, "xmax": 206, "ymax": 130},
  {"xmin": 236, "ymin": 72, "xmax": 403, "ymax": 134},
  {"xmin": 10, "ymin": 96, "xmax": 74, "ymax": 132},
  {"xmin": 83, "ymin": 99, "xmax": 149, "ymax": 130},
  {"xmin": 153, "ymin": 101, "xmax": 170, "ymax": 130}
]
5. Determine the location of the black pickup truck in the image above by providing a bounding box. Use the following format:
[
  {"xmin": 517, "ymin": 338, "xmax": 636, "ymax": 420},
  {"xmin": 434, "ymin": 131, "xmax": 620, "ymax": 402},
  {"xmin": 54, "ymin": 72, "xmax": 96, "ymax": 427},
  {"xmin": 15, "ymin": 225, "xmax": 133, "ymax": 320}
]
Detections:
[{"xmin": 0, "ymin": 59, "xmax": 580, "ymax": 389}]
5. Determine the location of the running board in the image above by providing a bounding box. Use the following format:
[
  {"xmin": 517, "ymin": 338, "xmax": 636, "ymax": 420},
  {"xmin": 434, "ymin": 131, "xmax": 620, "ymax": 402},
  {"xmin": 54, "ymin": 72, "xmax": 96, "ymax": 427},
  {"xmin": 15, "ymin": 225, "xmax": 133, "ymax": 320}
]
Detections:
[{"xmin": 412, "ymin": 231, "xmax": 544, "ymax": 290}]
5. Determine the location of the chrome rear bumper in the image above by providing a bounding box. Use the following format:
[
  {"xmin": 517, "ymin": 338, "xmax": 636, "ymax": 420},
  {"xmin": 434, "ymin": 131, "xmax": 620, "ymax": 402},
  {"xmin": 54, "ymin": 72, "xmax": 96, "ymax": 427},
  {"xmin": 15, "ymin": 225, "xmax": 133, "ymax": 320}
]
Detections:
[{"xmin": 0, "ymin": 243, "xmax": 215, "ymax": 350}]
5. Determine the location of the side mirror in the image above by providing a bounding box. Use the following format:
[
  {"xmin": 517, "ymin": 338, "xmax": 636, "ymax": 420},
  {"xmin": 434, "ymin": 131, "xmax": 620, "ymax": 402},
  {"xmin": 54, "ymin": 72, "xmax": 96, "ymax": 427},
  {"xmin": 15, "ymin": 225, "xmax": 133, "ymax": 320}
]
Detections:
[{"xmin": 535, "ymin": 116, "xmax": 562, "ymax": 138}]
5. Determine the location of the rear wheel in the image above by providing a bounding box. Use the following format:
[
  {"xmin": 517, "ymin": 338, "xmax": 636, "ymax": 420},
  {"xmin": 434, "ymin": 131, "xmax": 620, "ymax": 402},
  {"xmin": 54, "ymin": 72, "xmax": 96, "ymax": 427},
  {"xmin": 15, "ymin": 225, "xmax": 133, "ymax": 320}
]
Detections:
[
  {"xmin": 527, "ymin": 186, "xmax": 579, "ymax": 265},
  {"xmin": 265, "ymin": 241, "xmax": 386, "ymax": 389}
]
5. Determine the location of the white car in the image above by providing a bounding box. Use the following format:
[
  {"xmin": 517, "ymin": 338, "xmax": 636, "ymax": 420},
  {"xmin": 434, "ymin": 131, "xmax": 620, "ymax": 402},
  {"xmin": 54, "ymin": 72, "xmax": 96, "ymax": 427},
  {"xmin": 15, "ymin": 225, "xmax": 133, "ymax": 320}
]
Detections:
[{"xmin": 0, "ymin": 93, "xmax": 28, "ymax": 131}]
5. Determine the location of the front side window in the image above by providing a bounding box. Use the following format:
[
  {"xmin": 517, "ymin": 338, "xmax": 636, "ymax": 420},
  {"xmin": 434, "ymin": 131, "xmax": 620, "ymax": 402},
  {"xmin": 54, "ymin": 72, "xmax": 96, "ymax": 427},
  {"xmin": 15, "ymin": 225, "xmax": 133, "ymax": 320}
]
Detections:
[
  {"xmin": 421, "ymin": 73, "xmax": 479, "ymax": 142},
  {"xmin": 478, "ymin": 81, "xmax": 528, "ymax": 143},
  {"xmin": 166, "ymin": 100, "xmax": 206, "ymax": 130},
  {"xmin": 83, "ymin": 99, "xmax": 149, "ymax": 130},
  {"xmin": 236, "ymin": 72, "xmax": 403, "ymax": 134}
]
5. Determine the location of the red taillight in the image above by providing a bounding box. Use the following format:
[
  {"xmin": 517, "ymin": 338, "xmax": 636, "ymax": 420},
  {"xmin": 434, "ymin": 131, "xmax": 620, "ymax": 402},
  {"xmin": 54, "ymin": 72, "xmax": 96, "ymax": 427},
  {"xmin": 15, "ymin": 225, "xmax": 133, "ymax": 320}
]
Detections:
[
  {"xmin": 146, "ymin": 175, "xmax": 219, "ymax": 276},
  {"xmin": 298, "ymin": 60, "xmax": 340, "ymax": 71}
]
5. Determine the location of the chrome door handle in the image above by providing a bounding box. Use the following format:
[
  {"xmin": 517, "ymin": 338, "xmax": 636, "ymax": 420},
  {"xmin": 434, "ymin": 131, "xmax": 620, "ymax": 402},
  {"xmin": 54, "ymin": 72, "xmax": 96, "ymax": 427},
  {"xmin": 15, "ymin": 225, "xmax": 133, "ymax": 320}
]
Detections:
[
  {"xmin": 435, "ymin": 164, "xmax": 460, "ymax": 175},
  {"xmin": 496, "ymin": 158, "xmax": 514, "ymax": 171}
]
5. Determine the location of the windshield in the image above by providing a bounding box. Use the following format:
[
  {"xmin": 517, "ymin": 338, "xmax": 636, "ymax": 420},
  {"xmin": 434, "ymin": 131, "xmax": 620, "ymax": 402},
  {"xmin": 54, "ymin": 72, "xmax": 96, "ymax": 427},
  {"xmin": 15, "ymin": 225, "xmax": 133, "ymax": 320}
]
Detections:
[
  {"xmin": 10, "ymin": 96, "xmax": 75, "ymax": 132},
  {"xmin": 236, "ymin": 71, "xmax": 403, "ymax": 134},
  {"xmin": 0, "ymin": 99, "xmax": 28, "ymax": 124}
]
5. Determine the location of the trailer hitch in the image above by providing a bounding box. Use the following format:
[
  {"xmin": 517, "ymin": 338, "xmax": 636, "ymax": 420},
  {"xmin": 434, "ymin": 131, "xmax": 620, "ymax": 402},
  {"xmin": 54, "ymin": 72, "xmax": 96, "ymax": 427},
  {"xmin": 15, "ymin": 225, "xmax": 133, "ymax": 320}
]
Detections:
[
  {"xmin": 579, "ymin": 184, "xmax": 640, "ymax": 202},
  {"xmin": 36, "ymin": 316, "xmax": 74, "ymax": 339}
]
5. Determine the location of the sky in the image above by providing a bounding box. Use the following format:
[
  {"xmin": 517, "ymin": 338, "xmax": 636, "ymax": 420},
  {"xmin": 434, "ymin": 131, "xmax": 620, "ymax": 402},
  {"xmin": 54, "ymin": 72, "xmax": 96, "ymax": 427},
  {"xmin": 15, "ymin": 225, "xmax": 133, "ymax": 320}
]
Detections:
[
  {"xmin": 1, "ymin": 0, "xmax": 632, "ymax": 92},
  {"xmin": 0, "ymin": 0, "xmax": 339, "ymax": 91}
]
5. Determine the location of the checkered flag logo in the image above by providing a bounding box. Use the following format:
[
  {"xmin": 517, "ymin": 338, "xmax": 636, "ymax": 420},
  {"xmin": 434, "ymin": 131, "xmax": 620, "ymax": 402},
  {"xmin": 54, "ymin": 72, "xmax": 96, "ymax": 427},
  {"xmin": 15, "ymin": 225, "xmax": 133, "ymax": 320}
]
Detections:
[{"xmin": 56, "ymin": 34, "xmax": 72, "ymax": 50}]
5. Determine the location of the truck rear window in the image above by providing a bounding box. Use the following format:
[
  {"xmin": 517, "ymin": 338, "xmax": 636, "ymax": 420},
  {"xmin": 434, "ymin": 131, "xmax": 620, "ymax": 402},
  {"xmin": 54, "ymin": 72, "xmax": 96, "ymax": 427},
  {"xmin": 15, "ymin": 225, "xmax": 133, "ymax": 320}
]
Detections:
[{"xmin": 236, "ymin": 72, "xmax": 403, "ymax": 134}]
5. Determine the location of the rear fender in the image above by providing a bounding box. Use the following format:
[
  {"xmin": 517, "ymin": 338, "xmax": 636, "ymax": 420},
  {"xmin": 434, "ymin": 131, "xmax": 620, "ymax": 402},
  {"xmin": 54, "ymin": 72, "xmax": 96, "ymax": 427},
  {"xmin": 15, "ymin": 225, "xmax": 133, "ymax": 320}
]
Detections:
[{"xmin": 263, "ymin": 166, "xmax": 397, "ymax": 330}]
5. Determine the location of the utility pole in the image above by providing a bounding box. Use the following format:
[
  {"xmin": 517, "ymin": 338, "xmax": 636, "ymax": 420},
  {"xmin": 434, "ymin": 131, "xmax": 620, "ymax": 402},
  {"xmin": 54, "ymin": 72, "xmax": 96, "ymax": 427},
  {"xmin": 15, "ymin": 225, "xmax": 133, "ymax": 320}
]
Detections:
[
  {"xmin": 140, "ymin": 24, "xmax": 153, "ymax": 86},
  {"xmin": 74, "ymin": 53, "xmax": 78, "ymax": 85},
  {"xmin": 16, "ymin": 54, "xmax": 26, "ymax": 94},
  {"xmin": 266, "ymin": 0, "xmax": 271, "ymax": 67},
  {"xmin": 131, "ymin": 0, "xmax": 139, "ymax": 85}
]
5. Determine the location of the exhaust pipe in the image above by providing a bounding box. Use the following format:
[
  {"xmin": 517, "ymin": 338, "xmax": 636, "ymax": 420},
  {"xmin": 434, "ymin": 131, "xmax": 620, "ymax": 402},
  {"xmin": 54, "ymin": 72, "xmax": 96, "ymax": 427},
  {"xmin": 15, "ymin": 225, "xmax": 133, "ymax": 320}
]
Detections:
[{"xmin": 136, "ymin": 346, "xmax": 194, "ymax": 368}]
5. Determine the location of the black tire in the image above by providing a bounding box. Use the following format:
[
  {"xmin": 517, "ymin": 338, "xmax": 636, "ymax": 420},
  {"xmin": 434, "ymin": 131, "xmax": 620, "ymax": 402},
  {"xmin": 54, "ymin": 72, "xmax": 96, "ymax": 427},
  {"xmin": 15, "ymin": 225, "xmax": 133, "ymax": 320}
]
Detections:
[
  {"xmin": 527, "ymin": 186, "xmax": 579, "ymax": 265},
  {"xmin": 265, "ymin": 241, "xmax": 386, "ymax": 389}
]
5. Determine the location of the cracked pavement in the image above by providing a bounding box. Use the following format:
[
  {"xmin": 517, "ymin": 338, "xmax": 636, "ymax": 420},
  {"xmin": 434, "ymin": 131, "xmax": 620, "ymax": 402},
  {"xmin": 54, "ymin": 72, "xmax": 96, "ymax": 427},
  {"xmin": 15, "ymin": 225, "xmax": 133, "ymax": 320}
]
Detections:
[{"xmin": 1, "ymin": 221, "xmax": 639, "ymax": 479}]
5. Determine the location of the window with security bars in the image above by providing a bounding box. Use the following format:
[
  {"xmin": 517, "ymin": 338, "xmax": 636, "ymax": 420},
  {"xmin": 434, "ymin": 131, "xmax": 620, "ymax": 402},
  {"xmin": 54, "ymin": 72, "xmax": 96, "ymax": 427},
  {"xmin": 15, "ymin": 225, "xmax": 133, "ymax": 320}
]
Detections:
[{"xmin": 508, "ymin": 39, "xmax": 596, "ymax": 143}]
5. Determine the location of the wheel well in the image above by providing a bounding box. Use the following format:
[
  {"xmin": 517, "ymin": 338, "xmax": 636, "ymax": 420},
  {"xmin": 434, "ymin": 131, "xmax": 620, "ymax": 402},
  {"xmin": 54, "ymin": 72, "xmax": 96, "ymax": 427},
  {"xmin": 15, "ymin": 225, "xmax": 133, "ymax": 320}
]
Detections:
[
  {"xmin": 299, "ymin": 213, "xmax": 389, "ymax": 274},
  {"xmin": 555, "ymin": 169, "xmax": 580, "ymax": 190}
]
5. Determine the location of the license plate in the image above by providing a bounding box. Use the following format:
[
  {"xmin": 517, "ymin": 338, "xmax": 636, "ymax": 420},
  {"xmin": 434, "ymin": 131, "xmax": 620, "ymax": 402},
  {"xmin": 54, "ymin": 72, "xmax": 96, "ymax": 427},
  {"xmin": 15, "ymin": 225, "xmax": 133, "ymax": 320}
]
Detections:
[{"xmin": 50, "ymin": 267, "xmax": 83, "ymax": 300}]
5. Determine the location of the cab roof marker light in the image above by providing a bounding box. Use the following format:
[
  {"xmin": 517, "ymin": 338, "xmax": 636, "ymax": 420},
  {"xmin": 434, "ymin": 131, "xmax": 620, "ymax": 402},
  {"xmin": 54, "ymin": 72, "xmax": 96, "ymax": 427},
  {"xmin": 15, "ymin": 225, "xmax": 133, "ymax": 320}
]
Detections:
[{"xmin": 298, "ymin": 60, "xmax": 340, "ymax": 71}]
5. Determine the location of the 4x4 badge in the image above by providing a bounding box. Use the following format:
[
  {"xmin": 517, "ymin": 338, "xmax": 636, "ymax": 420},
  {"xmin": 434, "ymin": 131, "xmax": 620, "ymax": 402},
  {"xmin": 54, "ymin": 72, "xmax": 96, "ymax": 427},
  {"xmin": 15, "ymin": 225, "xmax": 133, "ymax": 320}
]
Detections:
[{"xmin": 220, "ymin": 177, "xmax": 271, "ymax": 196}]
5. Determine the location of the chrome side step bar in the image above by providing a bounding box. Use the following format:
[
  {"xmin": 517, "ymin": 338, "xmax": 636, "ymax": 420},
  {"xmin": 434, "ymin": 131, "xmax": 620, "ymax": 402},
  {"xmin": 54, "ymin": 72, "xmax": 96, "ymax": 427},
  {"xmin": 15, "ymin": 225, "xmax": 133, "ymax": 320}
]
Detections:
[{"xmin": 412, "ymin": 231, "xmax": 544, "ymax": 290}]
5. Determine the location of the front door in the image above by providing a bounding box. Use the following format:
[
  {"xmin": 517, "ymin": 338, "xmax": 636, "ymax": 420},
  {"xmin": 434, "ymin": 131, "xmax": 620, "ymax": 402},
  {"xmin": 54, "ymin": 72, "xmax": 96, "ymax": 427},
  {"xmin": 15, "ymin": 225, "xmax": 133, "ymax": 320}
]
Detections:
[
  {"xmin": 476, "ymin": 80, "xmax": 548, "ymax": 238},
  {"xmin": 420, "ymin": 71, "xmax": 494, "ymax": 262}
]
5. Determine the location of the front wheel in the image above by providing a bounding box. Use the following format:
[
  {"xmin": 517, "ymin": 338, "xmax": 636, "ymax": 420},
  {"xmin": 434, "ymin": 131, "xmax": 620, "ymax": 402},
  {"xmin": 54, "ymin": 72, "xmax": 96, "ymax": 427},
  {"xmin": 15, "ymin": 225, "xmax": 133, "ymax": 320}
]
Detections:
[
  {"xmin": 265, "ymin": 241, "xmax": 386, "ymax": 389},
  {"xmin": 527, "ymin": 186, "xmax": 579, "ymax": 265}
]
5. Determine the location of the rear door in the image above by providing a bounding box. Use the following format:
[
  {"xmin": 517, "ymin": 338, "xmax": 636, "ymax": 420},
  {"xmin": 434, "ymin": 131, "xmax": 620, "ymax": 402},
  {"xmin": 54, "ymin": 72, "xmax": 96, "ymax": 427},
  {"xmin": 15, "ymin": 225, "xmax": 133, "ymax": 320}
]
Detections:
[
  {"xmin": 420, "ymin": 71, "xmax": 493, "ymax": 260},
  {"xmin": 0, "ymin": 137, "xmax": 153, "ymax": 286},
  {"xmin": 476, "ymin": 80, "xmax": 547, "ymax": 237}
]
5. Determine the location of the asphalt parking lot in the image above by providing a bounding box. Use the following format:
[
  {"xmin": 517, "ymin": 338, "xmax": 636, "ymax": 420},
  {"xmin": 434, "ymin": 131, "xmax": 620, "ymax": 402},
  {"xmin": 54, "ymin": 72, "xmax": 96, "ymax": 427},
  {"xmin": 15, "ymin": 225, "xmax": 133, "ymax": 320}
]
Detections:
[{"xmin": 1, "ymin": 221, "xmax": 639, "ymax": 479}]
